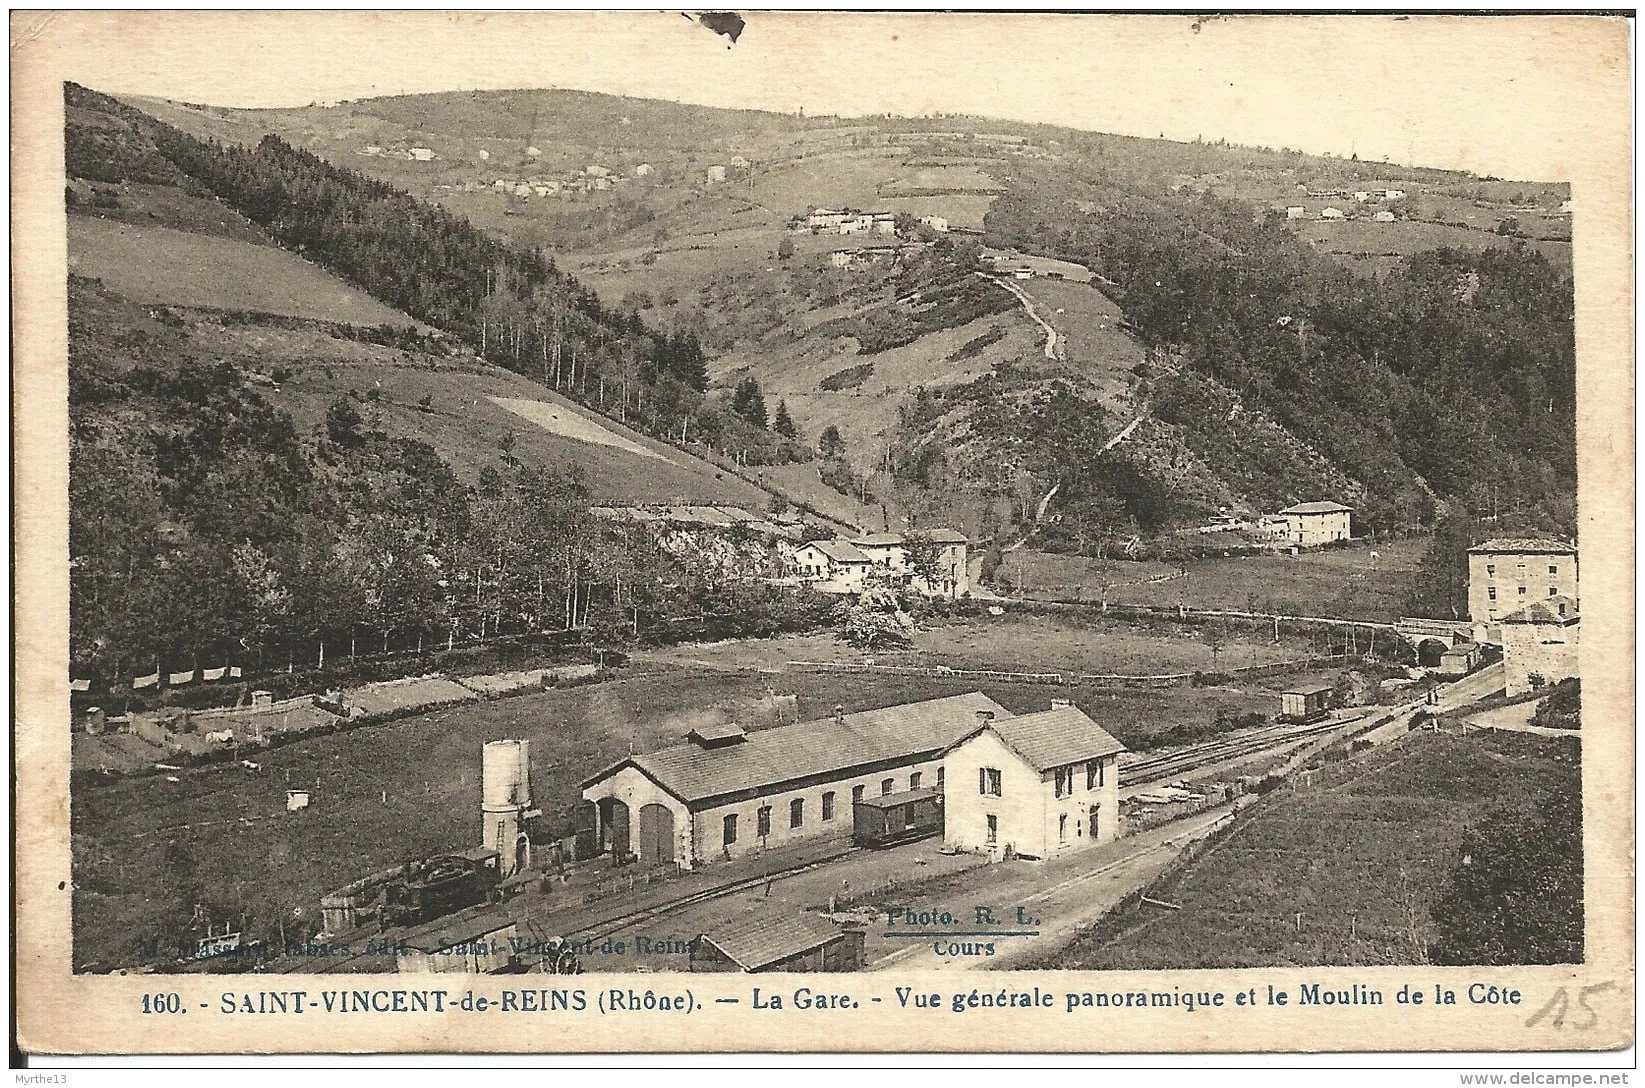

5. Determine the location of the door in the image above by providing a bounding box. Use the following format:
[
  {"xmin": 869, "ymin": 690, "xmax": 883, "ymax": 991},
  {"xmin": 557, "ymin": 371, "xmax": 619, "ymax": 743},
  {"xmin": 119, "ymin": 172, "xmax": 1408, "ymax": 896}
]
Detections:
[
  {"xmin": 1089, "ymin": 805, "xmax": 1100, "ymax": 842},
  {"xmin": 637, "ymin": 803, "xmax": 674, "ymax": 866},
  {"xmin": 600, "ymin": 798, "xmax": 630, "ymax": 859}
]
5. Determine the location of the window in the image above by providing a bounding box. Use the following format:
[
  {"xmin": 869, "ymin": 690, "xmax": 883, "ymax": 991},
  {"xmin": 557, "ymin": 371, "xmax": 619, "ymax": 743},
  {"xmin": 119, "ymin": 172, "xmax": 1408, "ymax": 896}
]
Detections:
[
  {"xmin": 1086, "ymin": 759, "xmax": 1105, "ymax": 790},
  {"xmin": 852, "ymin": 784, "xmax": 864, "ymax": 805},
  {"xmin": 1059, "ymin": 814, "xmax": 1068, "ymax": 842},
  {"xmin": 985, "ymin": 814, "xmax": 998, "ymax": 844},
  {"xmin": 790, "ymin": 798, "xmax": 804, "ymax": 829},
  {"xmin": 1054, "ymin": 767, "xmax": 1074, "ymax": 798},
  {"xmin": 1518, "ymin": 586, "xmax": 1527, "ymax": 596},
  {"xmin": 1549, "ymin": 586, "xmax": 1559, "ymax": 597},
  {"xmin": 1486, "ymin": 564, "xmax": 1496, "ymax": 577},
  {"xmin": 1549, "ymin": 564, "xmax": 1559, "ymax": 576},
  {"xmin": 978, "ymin": 768, "xmax": 1002, "ymax": 796},
  {"xmin": 880, "ymin": 778, "xmax": 894, "ymax": 796},
  {"xmin": 822, "ymin": 792, "xmax": 835, "ymax": 822},
  {"xmin": 756, "ymin": 806, "xmax": 771, "ymax": 838},
  {"xmin": 1488, "ymin": 587, "xmax": 1497, "ymax": 601},
  {"xmin": 722, "ymin": 813, "xmax": 738, "ymax": 845},
  {"xmin": 909, "ymin": 772, "xmax": 922, "ymax": 790},
  {"xmin": 936, "ymin": 766, "xmax": 945, "ymax": 790}
]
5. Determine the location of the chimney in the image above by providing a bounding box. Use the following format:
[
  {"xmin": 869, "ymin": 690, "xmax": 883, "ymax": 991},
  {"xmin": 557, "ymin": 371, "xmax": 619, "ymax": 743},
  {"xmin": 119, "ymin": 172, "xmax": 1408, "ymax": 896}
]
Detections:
[
  {"xmin": 975, "ymin": 710, "xmax": 995, "ymax": 727},
  {"xmin": 1050, "ymin": 699, "xmax": 1073, "ymax": 711},
  {"xmin": 834, "ymin": 705, "xmax": 845, "ymax": 727}
]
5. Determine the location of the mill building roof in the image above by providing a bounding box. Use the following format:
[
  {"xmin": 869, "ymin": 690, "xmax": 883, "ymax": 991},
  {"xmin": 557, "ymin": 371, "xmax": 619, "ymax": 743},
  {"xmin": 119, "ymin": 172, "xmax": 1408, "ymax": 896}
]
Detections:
[
  {"xmin": 1468, "ymin": 537, "xmax": 1577, "ymax": 555},
  {"xmin": 1499, "ymin": 594, "xmax": 1580, "ymax": 626}
]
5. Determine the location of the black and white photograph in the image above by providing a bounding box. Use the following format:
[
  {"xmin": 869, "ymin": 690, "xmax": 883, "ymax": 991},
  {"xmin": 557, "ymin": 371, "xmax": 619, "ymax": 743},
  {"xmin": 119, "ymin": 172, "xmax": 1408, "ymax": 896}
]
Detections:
[{"xmin": 14, "ymin": 9, "xmax": 1632, "ymax": 1057}]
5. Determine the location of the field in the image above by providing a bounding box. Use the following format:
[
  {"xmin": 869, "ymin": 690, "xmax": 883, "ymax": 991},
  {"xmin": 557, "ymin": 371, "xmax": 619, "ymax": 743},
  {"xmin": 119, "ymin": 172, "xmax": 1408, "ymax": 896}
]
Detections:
[
  {"xmin": 67, "ymin": 215, "xmax": 416, "ymax": 326},
  {"xmin": 998, "ymin": 536, "xmax": 1430, "ymax": 624},
  {"xmin": 1291, "ymin": 218, "xmax": 1573, "ymax": 279},
  {"xmin": 643, "ymin": 611, "xmax": 1315, "ymax": 678},
  {"xmin": 1014, "ymin": 275, "xmax": 1146, "ymax": 408},
  {"xmin": 714, "ymin": 309, "xmax": 1039, "ymax": 476},
  {"xmin": 71, "ymin": 611, "xmax": 1334, "ymax": 971},
  {"xmin": 1033, "ymin": 730, "xmax": 1580, "ymax": 968}
]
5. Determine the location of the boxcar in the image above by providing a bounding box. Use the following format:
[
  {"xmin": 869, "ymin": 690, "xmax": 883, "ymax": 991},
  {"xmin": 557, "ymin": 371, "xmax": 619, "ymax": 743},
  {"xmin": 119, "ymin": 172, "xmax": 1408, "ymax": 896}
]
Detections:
[{"xmin": 852, "ymin": 787, "xmax": 943, "ymax": 848}]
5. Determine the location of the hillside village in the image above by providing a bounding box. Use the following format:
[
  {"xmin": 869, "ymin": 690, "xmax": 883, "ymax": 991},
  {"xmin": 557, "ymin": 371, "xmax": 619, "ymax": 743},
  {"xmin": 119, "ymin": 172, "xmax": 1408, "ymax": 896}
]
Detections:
[{"xmin": 60, "ymin": 79, "xmax": 1582, "ymax": 983}]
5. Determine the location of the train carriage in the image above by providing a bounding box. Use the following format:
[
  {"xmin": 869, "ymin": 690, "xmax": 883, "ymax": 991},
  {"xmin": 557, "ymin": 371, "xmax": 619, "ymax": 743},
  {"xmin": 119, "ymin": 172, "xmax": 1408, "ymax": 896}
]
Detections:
[{"xmin": 852, "ymin": 787, "xmax": 943, "ymax": 848}]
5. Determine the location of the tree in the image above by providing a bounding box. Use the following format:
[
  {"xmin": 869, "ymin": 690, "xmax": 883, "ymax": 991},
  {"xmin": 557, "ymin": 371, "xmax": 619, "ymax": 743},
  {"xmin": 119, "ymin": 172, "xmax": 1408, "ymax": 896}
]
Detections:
[
  {"xmin": 325, "ymin": 396, "xmax": 365, "ymax": 447},
  {"xmin": 772, "ymin": 400, "xmax": 798, "ymax": 439},
  {"xmin": 1431, "ymin": 787, "xmax": 1583, "ymax": 965},
  {"xmin": 730, "ymin": 376, "xmax": 767, "ymax": 428},
  {"xmin": 776, "ymin": 236, "xmax": 795, "ymax": 261},
  {"xmin": 819, "ymin": 424, "xmax": 846, "ymax": 459},
  {"xmin": 901, "ymin": 530, "xmax": 949, "ymax": 596}
]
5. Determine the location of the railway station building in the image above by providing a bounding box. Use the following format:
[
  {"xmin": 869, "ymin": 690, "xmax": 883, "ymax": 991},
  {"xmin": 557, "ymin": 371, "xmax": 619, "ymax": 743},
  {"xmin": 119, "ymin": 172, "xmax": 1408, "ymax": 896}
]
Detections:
[
  {"xmin": 580, "ymin": 692, "xmax": 1007, "ymax": 870},
  {"xmin": 941, "ymin": 701, "xmax": 1126, "ymax": 861}
]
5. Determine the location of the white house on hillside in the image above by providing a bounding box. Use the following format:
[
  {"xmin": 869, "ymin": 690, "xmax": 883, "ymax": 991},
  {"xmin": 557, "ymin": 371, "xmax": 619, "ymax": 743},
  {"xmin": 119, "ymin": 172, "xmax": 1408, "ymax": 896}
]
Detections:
[{"xmin": 1277, "ymin": 501, "xmax": 1353, "ymax": 547}]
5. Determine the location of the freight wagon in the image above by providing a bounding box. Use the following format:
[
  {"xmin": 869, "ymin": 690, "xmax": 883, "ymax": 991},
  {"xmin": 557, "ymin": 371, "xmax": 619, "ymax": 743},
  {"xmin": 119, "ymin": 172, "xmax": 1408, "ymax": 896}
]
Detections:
[{"xmin": 851, "ymin": 787, "xmax": 943, "ymax": 848}]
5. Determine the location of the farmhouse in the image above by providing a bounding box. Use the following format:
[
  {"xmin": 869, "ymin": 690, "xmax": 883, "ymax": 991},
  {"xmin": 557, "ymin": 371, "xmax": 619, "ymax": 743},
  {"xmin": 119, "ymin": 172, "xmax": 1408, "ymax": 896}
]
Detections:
[
  {"xmin": 1320, "ymin": 207, "xmax": 1345, "ymax": 220},
  {"xmin": 634, "ymin": 163, "xmax": 653, "ymax": 177},
  {"xmin": 1277, "ymin": 501, "xmax": 1353, "ymax": 547},
  {"xmin": 941, "ymin": 702, "xmax": 1126, "ymax": 861},
  {"xmin": 1285, "ymin": 205, "xmax": 1307, "ymax": 219},
  {"xmin": 918, "ymin": 215, "xmax": 949, "ymax": 232},
  {"xmin": 706, "ymin": 165, "xmax": 727, "ymax": 183},
  {"xmin": 847, "ymin": 529, "xmax": 970, "ymax": 598},
  {"xmin": 1373, "ymin": 210, "xmax": 1396, "ymax": 223},
  {"xmin": 792, "ymin": 538, "xmax": 872, "ymax": 593},
  {"xmin": 580, "ymin": 693, "xmax": 1011, "ymax": 870},
  {"xmin": 409, "ymin": 147, "xmax": 436, "ymax": 162},
  {"xmin": 1466, "ymin": 537, "xmax": 1578, "ymax": 637},
  {"xmin": 1500, "ymin": 595, "xmax": 1579, "ymax": 697}
]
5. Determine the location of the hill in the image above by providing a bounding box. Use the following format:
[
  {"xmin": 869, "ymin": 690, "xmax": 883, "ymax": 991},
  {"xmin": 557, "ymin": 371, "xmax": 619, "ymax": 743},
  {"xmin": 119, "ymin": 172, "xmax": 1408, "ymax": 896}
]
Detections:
[{"xmin": 94, "ymin": 83, "xmax": 1576, "ymax": 580}]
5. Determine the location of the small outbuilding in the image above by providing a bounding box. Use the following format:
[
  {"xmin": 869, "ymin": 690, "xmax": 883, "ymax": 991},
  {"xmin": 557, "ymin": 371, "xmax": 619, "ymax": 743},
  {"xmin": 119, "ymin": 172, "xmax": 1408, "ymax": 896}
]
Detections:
[{"xmin": 690, "ymin": 912, "xmax": 863, "ymax": 973}]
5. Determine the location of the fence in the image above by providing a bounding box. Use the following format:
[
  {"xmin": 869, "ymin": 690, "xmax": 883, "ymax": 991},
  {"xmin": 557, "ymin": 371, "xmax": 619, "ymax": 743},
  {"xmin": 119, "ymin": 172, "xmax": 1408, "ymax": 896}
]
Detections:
[
  {"xmin": 785, "ymin": 653, "xmax": 1352, "ymax": 690},
  {"xmin": 579, "ymin": 864, "xmax": 684, "ymax": 906}
]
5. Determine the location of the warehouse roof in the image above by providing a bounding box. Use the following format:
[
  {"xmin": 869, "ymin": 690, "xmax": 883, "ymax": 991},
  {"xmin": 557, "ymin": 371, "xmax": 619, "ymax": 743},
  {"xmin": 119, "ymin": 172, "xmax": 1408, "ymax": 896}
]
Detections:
[
  {"xmin": 1278, "ymin": 501, "xmax": 1354, "ymax": 515},
  {"xmin": 1468, "ymin": 537, "xmax": 1577, "ymax": 555},
  {"xmin": 947, "ymin": 704, "xmax": 1126, "ymax": 772},
  {"xmin": 582, "ymin": 693, "xmax": 1009, "ymax": 807},
  {"xmin": 696, "ymin": 912, "xmax": 844, "ymax": 971}
]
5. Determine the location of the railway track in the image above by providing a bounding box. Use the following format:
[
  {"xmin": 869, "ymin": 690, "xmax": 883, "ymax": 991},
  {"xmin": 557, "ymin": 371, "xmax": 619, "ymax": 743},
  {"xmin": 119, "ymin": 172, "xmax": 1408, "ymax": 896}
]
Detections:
[{"xmin": 1121, "ymin": 717, "xmax": 1351, "ymax": 787}]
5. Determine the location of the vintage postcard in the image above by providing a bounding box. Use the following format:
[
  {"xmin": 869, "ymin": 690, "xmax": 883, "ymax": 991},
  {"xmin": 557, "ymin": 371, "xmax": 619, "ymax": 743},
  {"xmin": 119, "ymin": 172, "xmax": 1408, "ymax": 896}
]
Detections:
[{"xmin": 11, "ymin": 10, "xmax": 1634, "ymax": 1057}]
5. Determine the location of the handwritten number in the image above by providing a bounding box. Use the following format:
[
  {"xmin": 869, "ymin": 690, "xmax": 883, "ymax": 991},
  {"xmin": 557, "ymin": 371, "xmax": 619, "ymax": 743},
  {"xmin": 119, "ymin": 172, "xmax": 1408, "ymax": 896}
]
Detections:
[{"xmin": 1527, "ymin": 981, "xmax": 1614, "ymax": 1030}]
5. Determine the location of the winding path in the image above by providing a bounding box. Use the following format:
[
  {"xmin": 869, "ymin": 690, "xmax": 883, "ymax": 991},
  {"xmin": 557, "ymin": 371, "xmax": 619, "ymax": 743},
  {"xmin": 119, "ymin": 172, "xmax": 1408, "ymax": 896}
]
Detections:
[{"xmin": 980, "ymin": 272, "xmax": 1061, "ymax": 360}]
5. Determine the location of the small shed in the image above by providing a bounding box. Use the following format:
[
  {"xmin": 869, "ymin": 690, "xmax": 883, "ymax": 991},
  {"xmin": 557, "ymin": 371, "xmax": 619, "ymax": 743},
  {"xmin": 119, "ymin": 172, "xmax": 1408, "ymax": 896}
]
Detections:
[
  {"xmin": 1279, "ymin": 684, "xmax": 1333, "ymax": 723},
  {"xmin": 1437, "ymin": 642, "xmax": 1481, "ymax": 678},
  {"xmin": 690, "ymin": 912, "xmax": 862, "ymax": 973},
  {"xmin": 852, "ymin": 787, "xmax": 942, "ymax": 848}
]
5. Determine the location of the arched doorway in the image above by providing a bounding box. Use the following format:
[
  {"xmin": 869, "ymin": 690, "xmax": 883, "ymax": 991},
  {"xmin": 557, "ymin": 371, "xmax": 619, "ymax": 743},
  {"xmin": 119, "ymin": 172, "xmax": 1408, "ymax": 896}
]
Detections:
[
  {"xmin": 513, "ymin": 833, "xmax": 531, "ymax": 876},
  {"xmin": 1417, "ymin": 638, "xmax": 1448, "ymax": 667},
  {"xmin": 598, "ymin": 797, "xmax": 630, "ymax": 860},
  {"xmin": 637, "ymin": 804, "xmax": 675, "ymax": 867}
]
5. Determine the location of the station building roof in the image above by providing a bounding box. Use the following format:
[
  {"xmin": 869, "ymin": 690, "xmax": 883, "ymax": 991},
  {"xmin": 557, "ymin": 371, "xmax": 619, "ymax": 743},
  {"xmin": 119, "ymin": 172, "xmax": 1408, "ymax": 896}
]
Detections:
[{"xmin": 582, "ymin": 693, "xmax": 1009, "ymax": 809}]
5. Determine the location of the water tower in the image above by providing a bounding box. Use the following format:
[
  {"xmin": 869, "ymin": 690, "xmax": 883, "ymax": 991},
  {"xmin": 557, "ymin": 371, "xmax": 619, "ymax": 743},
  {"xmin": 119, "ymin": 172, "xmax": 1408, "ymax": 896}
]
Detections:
[{"xmin": 482, "ymin": 740, "xmax": 534, "ymax": 877}]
